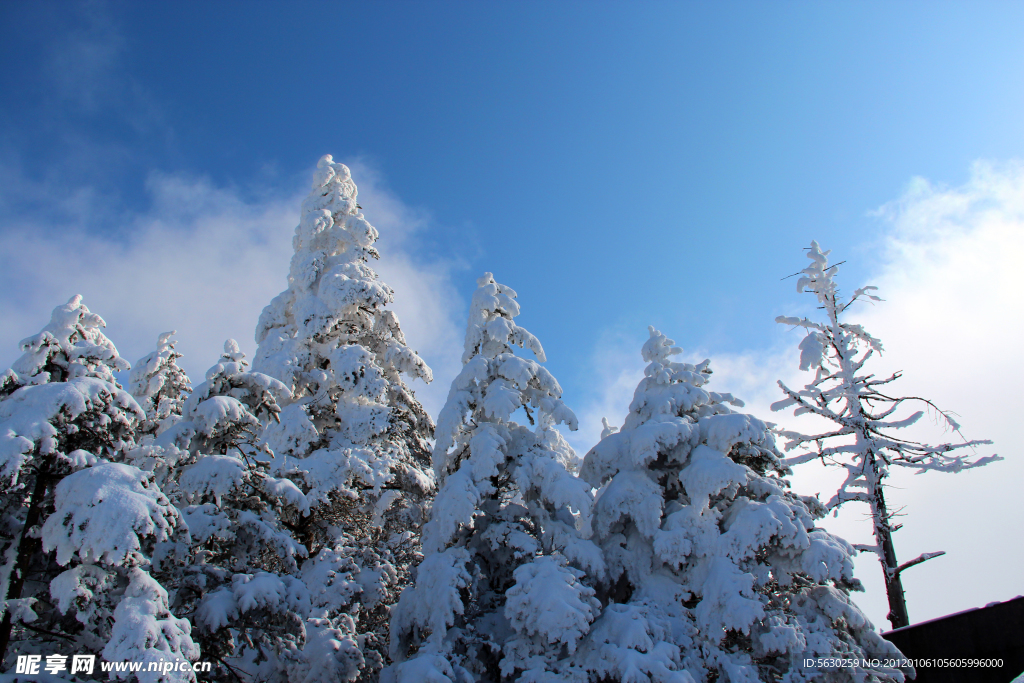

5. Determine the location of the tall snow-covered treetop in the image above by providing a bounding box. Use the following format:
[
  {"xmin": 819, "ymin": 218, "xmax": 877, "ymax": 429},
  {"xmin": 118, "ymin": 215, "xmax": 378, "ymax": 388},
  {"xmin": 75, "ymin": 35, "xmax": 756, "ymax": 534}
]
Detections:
[
  {"xmin": 130, "ymin": 330, "xmax": 192, "ymax": 437},
  {"xmin": 773, "ymin": 241, "xmax": 999, "ymax": 629},
  {"xmin": 576, "ymin": 327, "xmax": 907, "ymax": 683},
  {"xmin": 252, "ymin": 155, "xmax": 438, "ymax": 680},
  {"xmin": 4, "ymin": 294, "xmax": 129, "ymax": 390},
  {"xmin": 255, "ymin": 153, "xmax": 432, "ymax": 390},
  {"xmin": 254, "ymin": 154, "xmax": 434, "ymax": 511},
  {"xmin": 460, "ymin": 272, "xmax": 545, "ymax": 364},
  {"xmin": 387, "ymin": 273, "xmax": 597, "ymax": 683}
]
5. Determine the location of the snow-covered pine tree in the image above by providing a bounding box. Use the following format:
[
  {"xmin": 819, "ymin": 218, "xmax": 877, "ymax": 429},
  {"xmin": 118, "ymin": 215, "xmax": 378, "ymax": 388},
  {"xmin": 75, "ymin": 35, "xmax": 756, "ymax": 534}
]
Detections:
[
  {"xmin": 252, "ymin": 155, "xmax": 435, "ymax": 679},
  {"xmin": 152, "ymin": 340, "xmax": 316, "ymax": 682},
  {"xmin": 386, "ymin": 273, "xmax": 601, "ymax": 683},
  {"xmin": 125, "ymin": 331, "xmax": 194, "ymax": 494},
  {"xmin": 772, "ymin": 241, "xmax": 998, "ymax": 629},
  {"xmin": 576, "ymin": 327, "xmax": 909, "ymax": 683},
  {"xmin": 0, "ymin": 296, "xmax": 198, "ymax": 679},
  {"xmin": 45, "ymin": 465, "xmax": 197, "ymax": 682},
  {"xmin": 130, "ymin": 331, "xmax": 192, "ymax": 439}
]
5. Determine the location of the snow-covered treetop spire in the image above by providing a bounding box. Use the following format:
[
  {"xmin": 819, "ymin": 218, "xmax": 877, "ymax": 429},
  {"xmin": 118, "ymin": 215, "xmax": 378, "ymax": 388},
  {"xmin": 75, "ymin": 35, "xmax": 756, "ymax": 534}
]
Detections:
[
  {"xmin": 795, "ymin": 240, "xmax": 883, "ymax": 317},
  {"xmin": 640, "ymin": 326, "xmax": 710, "ymax": 385},
  {"xmin": 254, "ymin": 155, "xmax": 431, "ymax": 395},
  {"xmin": 462, "ymin": 272, "xmax": 545, "ymax": 363},
  {"xmin": 253, "ymin": 153, "xmax": 436, "ymax": 495},
  {"xmin": 130, "ymin": 330, "xmax": 191, "ymax": 434},
  {"xmin": 432, "ymin": 273, "xmax": 575, "ymax": 482},
  {"xmin": 9, "ymin": 294, "xmax": 129, "ymax": 387},
  {"xmin": 640, "ymin": 324, "xmax": 683, "ymax": 364},
  {"xmin": 777, "ymin": 240, "xmax": 884, "ymax": 365},
  {"xmin": 288, "ymin": 154, "xmax": 380, "ymax": 292},
  {"xmin": 619, "ymin": 326, "xmax": 716, "ymax": 433}
]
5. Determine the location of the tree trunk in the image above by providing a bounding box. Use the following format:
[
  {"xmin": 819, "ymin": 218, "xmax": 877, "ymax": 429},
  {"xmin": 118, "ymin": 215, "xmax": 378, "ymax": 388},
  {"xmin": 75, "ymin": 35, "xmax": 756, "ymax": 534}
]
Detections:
[
  {"xmin": 873, "ymin": 479, "xmax": 910, "ymax": 629},
  {"xmin": 0, "ymin": 467, "xmax": 49, "ymax": 661}
]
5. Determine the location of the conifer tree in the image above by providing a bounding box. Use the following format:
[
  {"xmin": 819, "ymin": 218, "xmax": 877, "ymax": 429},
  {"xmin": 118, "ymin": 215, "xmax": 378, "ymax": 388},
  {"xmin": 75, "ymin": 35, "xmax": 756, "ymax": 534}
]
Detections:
[
  {"xmin": 772, "ymin": 242, "xmax": 998, "ymax": 629},
  {"xmin": 386, "ymin": 273, "xmax": 600, "ymax": 683},
  {"xmin": 0, "ymin": 296, "xmax": 197, "ymax": 679},
  {"xmin": 126, "ymin": 331, "xmax": 194, "ymax": 493},
  {"xmin": 130, "ymin": 331, "xmax": 193, "ymax": 438},
  {"xmin": 576, "ymin": 327, "xmax": 909, "ymax": 683},
  {"xmin": 45, "ymin": 464, "xmax": 197, "ymax": 681},
  {"xmin": 156, "ymin": 340, "xmax": 316, "ymax": 682},
  {"xmin": 252, "ymin": 155, "xmax": 435, "ymax": 678}
]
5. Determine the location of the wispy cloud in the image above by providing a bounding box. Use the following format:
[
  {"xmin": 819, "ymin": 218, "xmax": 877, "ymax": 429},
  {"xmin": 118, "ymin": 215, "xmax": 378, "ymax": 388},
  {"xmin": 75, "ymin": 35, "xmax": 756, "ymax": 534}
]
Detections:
[
  {"xmin": 568, "ymin": 160, "xmax": 1024, "ymax": 629},
  {"xmin": 44, "ymin": 2, "xmax": 125, "ymax": 114},
  {"xmin": 0, "ymin": 160, "xmax": 466, "ymax": 421},
  {"xmin": 2, "ymin": 1, "xmax": 176, "ymax": 191}
]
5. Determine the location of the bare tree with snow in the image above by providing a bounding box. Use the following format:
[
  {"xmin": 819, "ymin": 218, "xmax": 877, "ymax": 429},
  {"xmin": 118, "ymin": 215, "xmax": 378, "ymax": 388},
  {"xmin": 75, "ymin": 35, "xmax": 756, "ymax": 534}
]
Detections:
[
  {"xmin": 386, "ymin": 273, "xmax": 599, "ymax": 683},
  {"xmin": 576, "ymin": 327, "xmax": 908, "ymax": 682},
  {"xmin": 252, "ymin": 155, "xmax": 436, "ymax": 679},
  {"xmin": 773, "ymin": 241, "xmax": 999, "ymax": 629}
]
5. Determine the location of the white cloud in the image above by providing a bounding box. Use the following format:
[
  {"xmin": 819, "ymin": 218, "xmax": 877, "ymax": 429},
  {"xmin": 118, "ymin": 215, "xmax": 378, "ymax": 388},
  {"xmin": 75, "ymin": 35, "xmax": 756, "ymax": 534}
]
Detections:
[
  {"xmin": 569, "ymin": 160, "xmax": 1024, "ymax": 630},
  {"xmin": 0, "ymin": 160, "xmax": 466, "ymax": 421},
  {"xmin": 842, "ymin": 160, "xmax": 1024, "ymax": 627}
]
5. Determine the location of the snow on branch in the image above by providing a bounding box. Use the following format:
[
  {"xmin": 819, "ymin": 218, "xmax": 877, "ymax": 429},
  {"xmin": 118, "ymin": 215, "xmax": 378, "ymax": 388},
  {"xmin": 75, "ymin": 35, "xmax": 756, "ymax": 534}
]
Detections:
[
  {"xmin": 895, "ymin": 551, "xmax": 946, "ymax": 577},
  {"xmin": 772, "ymin": 241, "xmax": 999, "ymax": 629}
]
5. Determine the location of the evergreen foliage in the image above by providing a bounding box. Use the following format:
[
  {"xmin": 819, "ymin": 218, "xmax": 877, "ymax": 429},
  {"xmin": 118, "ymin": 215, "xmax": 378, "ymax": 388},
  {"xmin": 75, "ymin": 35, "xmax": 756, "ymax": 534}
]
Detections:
[
  {"xmin": 252, "ymin": 154, "xmax": 436, "ymax": 680},
  {"xmin": 0, "ymin": 297, "xmax": 197, "ymax": 680},
  {"xmin": 0, "ymin": 165, "xmax": 940, "ymax": 683},
  {"xmin": 129, "ymin": 331, "xmax": 192, "ymax": 438},
  {"xmin": 577, "ymin": 327, "xmax": 908, "ymax": 682},
  {"xmin": 156, "ymin": 341, "xmax": 309, "ymax": 682},
  {"xmin": 386, "ymin": 273, "xmax": 597, "ymax": 683}
]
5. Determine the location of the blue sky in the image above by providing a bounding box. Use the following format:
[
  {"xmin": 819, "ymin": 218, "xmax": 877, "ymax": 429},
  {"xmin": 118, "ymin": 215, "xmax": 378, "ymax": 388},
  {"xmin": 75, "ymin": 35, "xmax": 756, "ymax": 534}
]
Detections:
[
  {"xmin": 1, "ymin": 1, "xmax": 1022, "ymax": 631},
  {"xmin": 2, "ymin": 1, "xmax": 1022, "ymax": 357}
]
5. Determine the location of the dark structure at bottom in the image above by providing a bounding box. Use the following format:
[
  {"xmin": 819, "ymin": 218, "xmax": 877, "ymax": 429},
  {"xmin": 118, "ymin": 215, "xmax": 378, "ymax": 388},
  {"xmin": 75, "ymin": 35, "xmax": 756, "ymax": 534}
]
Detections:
[{"xmin": 883, "ymin": 596, "xmax": 1024, "ymax": 683}]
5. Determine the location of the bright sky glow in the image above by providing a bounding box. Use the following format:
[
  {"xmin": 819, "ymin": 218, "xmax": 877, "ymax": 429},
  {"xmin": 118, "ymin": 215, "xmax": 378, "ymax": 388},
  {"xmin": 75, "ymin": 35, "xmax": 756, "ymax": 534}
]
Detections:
[{"xmin": 1, "ymin": 1, "xmax": 1021, "ymax": 630}]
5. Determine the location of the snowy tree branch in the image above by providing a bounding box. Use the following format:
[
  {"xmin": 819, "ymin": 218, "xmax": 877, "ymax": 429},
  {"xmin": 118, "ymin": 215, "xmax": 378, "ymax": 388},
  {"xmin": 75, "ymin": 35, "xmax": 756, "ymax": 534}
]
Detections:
[{"xmin": 894, "ymin": 551, "xmax": 946, "ymax": 577}]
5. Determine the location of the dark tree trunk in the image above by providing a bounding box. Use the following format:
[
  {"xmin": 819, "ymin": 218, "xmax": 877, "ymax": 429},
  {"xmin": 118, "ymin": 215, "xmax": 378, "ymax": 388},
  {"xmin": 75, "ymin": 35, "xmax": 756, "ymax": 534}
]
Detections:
[
  {"xmin": 874, "ymin": 478, "xmax": 910, "ymax": 629},
  {"xmin": 0, "ymin": 466, "xmax": 49, "ymax": 661}
]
